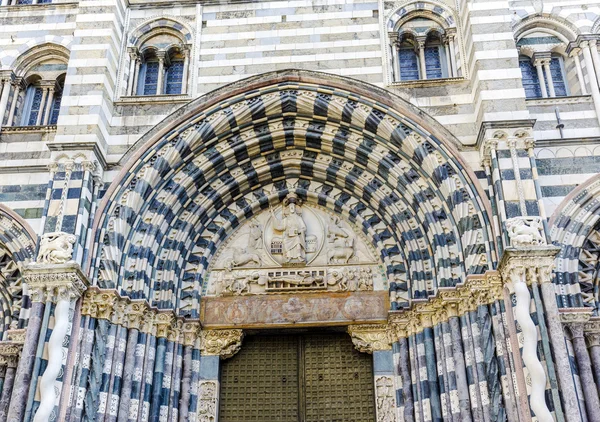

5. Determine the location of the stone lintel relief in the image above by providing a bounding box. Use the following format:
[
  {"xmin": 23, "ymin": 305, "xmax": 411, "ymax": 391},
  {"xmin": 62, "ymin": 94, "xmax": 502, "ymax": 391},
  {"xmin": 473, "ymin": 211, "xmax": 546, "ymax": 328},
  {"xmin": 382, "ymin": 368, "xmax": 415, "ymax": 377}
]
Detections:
[
  {"xmin": 200, "ymin": 291, "xmax": 389, "ymax": 328},
  {"xmin": 205, "ymin": 194, "xmax": 386, "ymax": 297}
]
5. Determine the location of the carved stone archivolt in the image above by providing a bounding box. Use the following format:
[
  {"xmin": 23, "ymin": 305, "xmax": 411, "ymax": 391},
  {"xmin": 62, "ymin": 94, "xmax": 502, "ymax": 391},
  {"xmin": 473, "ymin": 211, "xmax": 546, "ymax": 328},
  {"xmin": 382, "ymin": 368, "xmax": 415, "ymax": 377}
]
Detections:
[
  {"xmin": 22, "ymin": 262, "xmax": 88, "ymax": 303},
  {"xmin": 206, "ymin": 195, "xmax": 383, "ymax": 297},
  {"xmin": 199, "ymin": 329, "xmax": 244, "ymax": 359}
]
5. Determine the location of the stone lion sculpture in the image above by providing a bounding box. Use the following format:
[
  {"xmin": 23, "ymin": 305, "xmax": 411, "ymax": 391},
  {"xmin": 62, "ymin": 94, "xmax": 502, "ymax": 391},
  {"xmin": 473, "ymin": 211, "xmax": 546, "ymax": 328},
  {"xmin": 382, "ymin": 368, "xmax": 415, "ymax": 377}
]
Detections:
[
  {"xmin": 37, "ymin": 232, "xmax": 77, "ymax": 264},
  {"xmin": 506, "ymin": 217, "xmax": 545, "ymax": 247}
]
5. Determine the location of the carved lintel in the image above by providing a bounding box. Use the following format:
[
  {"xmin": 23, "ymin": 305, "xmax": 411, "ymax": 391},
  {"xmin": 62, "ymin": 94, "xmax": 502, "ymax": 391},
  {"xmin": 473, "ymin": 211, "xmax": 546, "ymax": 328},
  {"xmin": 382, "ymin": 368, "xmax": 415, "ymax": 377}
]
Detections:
[
  {"xmin": 347, "ymin": 324, "xmax": 392, "ymax": 354},
  {"xmin": 200, "ymin": 329, "xmax": 244, "ymax": 359},
  {"xmin": 559, "ymin": 308, "xmax": 593, "ymax": 325},
  {"xmin": 23, "ymin": 262, "xmax": 89, "ymax": 303}
]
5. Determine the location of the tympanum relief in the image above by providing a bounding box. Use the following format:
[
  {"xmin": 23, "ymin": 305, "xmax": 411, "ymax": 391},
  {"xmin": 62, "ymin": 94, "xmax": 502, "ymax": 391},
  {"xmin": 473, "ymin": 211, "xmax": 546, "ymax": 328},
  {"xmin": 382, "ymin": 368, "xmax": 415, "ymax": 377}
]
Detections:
[{"xmin": 206, "ymin": 194, "xmax": 383, "ymax": 297}]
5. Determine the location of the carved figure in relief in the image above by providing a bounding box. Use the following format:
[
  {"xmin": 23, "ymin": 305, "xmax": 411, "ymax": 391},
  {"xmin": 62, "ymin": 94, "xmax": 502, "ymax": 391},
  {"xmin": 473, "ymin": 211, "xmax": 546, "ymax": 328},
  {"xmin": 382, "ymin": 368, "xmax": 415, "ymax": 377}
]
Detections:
[
  {"xmin": 37, "ymin": 232, "xmax": 76, "ymax": 264},
  {"xmin": 270, "ymin": 194, "xmax": 307, "ymax": 264},
  {"xmin": 327, "ymin": 216, "xmax": 356, "ymax": 264},
  {"xmin": 198, "ymin": 381, "xmax": 217, "ymax": 422},
  {"xmin": 375, "ymin": 376, "xmax": 395, "ymax": 422},
  {"xmin": 506, "ymin": 217, "xmax": 545, "ymax": 247}
]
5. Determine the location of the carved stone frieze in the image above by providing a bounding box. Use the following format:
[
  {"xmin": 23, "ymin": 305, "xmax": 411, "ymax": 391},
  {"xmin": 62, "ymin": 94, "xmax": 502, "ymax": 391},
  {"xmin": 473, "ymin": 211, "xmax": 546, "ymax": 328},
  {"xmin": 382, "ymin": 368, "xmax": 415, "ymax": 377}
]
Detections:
[
  {"xmin": 22, "ymin": 262, "xmax": 89, "ymax": 303},
  {"xmin": 198, "ymin": 381, "xmax": 218, "ymax": 422},
  {"xmin": 199, "ymin": 329, "xmax": 244, "ymax": 359},
  {"xmin": 348, "ymin": 324, "xmax": 393, "ymax": 353}
]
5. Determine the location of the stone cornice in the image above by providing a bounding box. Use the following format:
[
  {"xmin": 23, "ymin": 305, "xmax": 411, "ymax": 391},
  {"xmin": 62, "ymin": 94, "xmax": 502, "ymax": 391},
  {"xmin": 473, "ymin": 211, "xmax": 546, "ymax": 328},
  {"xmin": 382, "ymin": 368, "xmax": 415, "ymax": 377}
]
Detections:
[
  {"xmin": 388, "ymin": 271, "xmax": 503, "ymax": 337},
  {"xmin": 566, "ymin": 34, "xmax": 600, "ymax": 55},
  {"xmin": 22, "ymin": 262, "xmax": 89, "ymax": 303}
]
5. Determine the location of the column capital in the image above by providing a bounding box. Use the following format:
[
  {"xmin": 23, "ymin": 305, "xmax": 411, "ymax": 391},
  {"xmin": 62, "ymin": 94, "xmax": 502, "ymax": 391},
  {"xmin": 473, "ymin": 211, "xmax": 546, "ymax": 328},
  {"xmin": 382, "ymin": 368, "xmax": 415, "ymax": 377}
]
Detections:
[
  {"xmin": 127, "ymin": 46, "xmax": 140, "ymax": 59},
  {"xmin": 199, "ymin": 329, "xmax": 244, "ymax": 359},
  {"xmin": 388, "ymin": 31, "xmax": 399, "ymax": 43},
  {"xmin": 0, "ymin": 341, "xmax": 22, "ymax": 368},
  {"xmin": 416, "ymin": 36, "xmax": 427, "ymax": 48},
  {"xmin": 22, "ymin": 262, "xmax": 89, "ymax": 303},
  {"xmin": 498, "ymin": 246, "xmax": 560, "ymax": 287},
  {"xmin": 348, "ymin": 324, "xmax": 393, "ymax": 353}
]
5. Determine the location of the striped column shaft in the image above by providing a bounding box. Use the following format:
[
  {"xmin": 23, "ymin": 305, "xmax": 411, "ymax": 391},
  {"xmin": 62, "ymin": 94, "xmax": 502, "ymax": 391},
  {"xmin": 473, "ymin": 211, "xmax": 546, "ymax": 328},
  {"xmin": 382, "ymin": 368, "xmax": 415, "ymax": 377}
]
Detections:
[
  {"xmin": 187, "ymin": 347, "xmax": 200, "ymax": 421},
  {"xmin": 149, "ymin": 337, "xmax": 167, "ymax": 422},
  {"xmin": 97, "ymin": 324, "xmax": 119, "ymax": 420},
  {"xmin": 397, "ymin": 338, "xmax": 413, "ymax": 422},
  {"xmin": 448, "ymin": 316, "xmax": 471, "ymax": 422},
  {"xmin": 68, "ymin": 316, "xmax": 96, "ymax": 422},
  {"xmin": 158, "ymin": 340, "xmax": 175, "ymax": 422},
  {"xmin": 138, "ymin": 334, "xmax": 156, "ymax": 421},
  {"xmin": 468, "ymin": 310, "xmax": 490, "ymax": 422},
  {"xmin": 441, "ymin": 321, "xmax": 459, "ymax": 421},
  {"xmin": 432, "ymin": 324, "xmax": 450, "ymax": 420},
  {"xmin": 168, "ymin": 343, "xmax": 183, "ymax": 422},
  {"xmin": 127, "ymin": 332, "xmax": 147, "ymax": 422},
  {"xmin": 106, "ymin": 325, "xmax": 128, "ymax": 422},
  {"xmin": 408, "ymin": 334, "xmax": 423, "ymax": 422},
  {"xmin": 116, "ymin": 328, "xmax": 139, "ymax": 422},
  {"xmin": 477, "ymin": 304, "xmax": 502, "ymax": 421},
  {"xmin": 178, "ymin": 346, "xmax": 192, "ymax": 422},
  {"xmin": 459, "ymin": 312, "xmax": 483, "ymax": 422}
]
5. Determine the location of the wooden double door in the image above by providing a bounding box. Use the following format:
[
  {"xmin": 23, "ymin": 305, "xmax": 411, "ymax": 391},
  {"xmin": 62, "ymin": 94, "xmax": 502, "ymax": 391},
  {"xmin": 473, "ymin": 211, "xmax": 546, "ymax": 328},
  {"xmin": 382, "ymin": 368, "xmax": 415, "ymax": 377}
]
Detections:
[{"xmin": 219, "ymin": 332, "xmax": 376, "ymax": 422}]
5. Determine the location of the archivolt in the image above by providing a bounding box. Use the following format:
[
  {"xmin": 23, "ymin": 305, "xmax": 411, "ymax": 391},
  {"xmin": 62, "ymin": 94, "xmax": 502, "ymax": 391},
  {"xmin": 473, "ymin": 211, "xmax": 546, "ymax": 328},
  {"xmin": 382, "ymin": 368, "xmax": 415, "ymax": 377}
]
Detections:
[{"xmin": 90, "ymin": 70, "xmax": 495, "ymax": 317}]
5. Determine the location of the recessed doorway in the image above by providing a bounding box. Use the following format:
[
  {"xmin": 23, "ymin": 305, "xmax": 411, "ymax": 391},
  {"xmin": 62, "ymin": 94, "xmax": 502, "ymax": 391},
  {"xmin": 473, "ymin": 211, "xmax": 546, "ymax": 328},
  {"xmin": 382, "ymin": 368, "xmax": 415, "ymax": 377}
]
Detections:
[{"xmin": 219, "ymin": 332, "xmax": 376, "ymax": 422}]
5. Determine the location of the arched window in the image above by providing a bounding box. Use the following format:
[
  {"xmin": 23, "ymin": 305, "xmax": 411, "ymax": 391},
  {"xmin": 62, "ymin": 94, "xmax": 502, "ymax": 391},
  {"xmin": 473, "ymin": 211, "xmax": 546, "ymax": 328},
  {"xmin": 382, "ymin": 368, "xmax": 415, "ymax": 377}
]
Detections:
[
  {"xmin": 126, "ymin": 24, "xmax": 191, "ymax": 97},
  {"xmin": 424, "ymin": 32, "xmax": 445, "ymax": 79},
  {"xmin": 397, "ymin": 37, "xmax": 419, "ymax": 81},
  {"xmin": 22, "ymin": 82, "xmax": 44, "ymax": 126},
  {"xmin": 518, "ymin": 53, "xmax": 569, "ymax": 99},
  {"xmin": 18, "ymin": 75, "xmax": 64, "ymax": 127}
]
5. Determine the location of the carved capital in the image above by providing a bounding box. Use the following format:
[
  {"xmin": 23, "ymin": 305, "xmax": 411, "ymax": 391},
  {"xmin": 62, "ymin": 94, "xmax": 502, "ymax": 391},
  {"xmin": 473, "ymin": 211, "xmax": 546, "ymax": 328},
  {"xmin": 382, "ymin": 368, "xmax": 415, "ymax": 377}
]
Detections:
[
  {"xmin": 23, "ymin": 262, "xmax": 89, "ymax": 303},
  {"xmin": 181, "ymin": 321, "xmax": 201, "ymax": 347},
  {"xmin": 0, "ymin": 341, "xmax": 22, "ymax": 368},
  {"xmin": 585, "ymin": 332, "xmax": 600, "ymax": 348},
  {"xmin": 126, "ymin": 301, "xmax": 148, "ymax": 330},
  {"xmin": 499, "ymin": 247, "xmax": 559, "ymax": 286},
  {"xmin": 347, "ymin": 324, "xmax": 392, "ymax": 353},
  {"xmin": 155, "ymin": 311, "xmax": 176, "ymax": 339},
  {"xmin": 200, "ymin": 329, "xmax": 244, "ymax": 359}
]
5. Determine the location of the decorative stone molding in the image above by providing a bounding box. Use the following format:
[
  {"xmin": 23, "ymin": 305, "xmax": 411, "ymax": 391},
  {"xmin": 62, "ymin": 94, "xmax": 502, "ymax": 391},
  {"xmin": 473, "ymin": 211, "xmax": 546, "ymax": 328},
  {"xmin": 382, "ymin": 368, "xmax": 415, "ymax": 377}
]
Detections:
[
  {"xmin": 388, "ymin": 271, "xmax": 504, "ymax": 337},
  {"xmin": 374, "ymin": 375, "xmax": 397, "ymax": 422},
  {"xmin": 559, "ymin": 308, "xmax": 593, "ymax": 324},
  {"xmin": 81, "ymin": 287, "xmax": 190, "ymax": 341},
  {"xmin": 198, "ymin": 381, "xmax": 218, "ymax": 422},
  {"xmin": 347, "ymin": 324, "xmax": 393, "ymax": 353},
  {"xmin": 22, "ymin": 262, "xmax": 88, "ymax": 303},
  {"xmin": 199, "ymin": 329, "xmax": 244, "ymax": 359}
]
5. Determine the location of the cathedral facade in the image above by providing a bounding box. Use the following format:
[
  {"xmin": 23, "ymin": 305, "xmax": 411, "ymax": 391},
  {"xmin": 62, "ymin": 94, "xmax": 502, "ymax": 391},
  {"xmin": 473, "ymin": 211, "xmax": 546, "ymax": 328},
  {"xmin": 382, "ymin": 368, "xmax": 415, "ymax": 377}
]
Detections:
[{"xmin": 1, "ymin": 0, "xmax": 600, "ymax": 421}]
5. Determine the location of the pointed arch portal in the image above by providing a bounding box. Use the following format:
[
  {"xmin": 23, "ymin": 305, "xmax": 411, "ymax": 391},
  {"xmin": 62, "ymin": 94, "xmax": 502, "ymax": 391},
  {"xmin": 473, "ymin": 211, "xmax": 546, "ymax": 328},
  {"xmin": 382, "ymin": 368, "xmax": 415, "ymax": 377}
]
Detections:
[{"xmin": 90, "ymin": 70, "xmax": 495, "ymax": 320}]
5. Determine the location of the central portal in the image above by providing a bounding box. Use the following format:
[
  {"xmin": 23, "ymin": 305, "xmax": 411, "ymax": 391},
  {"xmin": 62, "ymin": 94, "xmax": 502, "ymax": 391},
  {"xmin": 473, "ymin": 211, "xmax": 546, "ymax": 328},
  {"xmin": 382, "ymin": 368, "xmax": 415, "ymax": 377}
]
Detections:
[{"xmin": 219, "ymin": 332, "xmax": 376, "ymax": 422}]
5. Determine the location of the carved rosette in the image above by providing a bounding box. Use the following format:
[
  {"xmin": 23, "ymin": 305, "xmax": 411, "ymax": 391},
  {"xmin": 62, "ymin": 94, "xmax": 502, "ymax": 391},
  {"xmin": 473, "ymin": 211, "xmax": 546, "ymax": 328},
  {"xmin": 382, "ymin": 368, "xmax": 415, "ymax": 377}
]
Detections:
[
  {"xmin": 23, "ymin": 262, "xmax": 89, "ymax": 303},
  {"xmin": 348, "ymin": 324, "xmax": 392, "ymax": 354},
  {"xmin": 199, "ymin": 329, "xmax": 244, "ymax": 359}
]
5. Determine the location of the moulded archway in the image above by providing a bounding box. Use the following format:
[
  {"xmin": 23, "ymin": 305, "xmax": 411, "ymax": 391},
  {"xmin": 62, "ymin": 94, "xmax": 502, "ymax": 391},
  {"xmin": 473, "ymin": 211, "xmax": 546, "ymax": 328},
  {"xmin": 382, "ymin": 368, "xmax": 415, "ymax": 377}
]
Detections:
[{"xmin": 89, "ymin": 69, "xmax": 496, "ymax": 317}]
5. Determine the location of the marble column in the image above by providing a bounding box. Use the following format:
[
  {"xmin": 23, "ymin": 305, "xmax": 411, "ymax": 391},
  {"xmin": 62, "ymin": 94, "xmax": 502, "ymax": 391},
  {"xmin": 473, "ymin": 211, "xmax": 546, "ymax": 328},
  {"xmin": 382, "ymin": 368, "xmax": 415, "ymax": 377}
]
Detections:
[
  {"xmin": 181, "ymin": 47, "xmax": 190, "ymax": 94},
  {"xmin": 396, "ymin": 337, "xmax": 413, "ymax": 421},
  {"xmin": 542, "ymin": 59, "xmax": 556, "ymax": 97},
  {"xmin": 572, "ymin": 50, "xmax": 588, "ymax": 95},
  {"xmin": 581, "ymin": 41, "xmax": 600, "ymax": 127},
  {"xmin": 589, "ymin": 39, "xmax": 600, "ymax": 89},
  {"xmin": 126, "ymin": 49, "xmax": 139, "ymax": 96},
  {"xmin": 417, "ymin": 37, "xmax": 427, "ymax": 80},
  {"xmin": 448, "ymin": 33, "xmax": 458, "ymax": 77},
  {"xmin": 585, "ymin": 331, "xmax": 600, "ymax": 391},
  {"xmin": 156, "ymin": 52, "xmax": 166, "ymax": 95},
  {"xmin": 444, "ymin": 37, "xmax": 453, "ymax": 77},
  {"xmin": 35, "ymin": 87, "xmax": 48, "ymax": 126},
  {"xmin": 41, "ymin": 87, "xmax": 54, "ymax": 126},
  {"xmin": 0, "ymin": 78, "xmax": 12, "ymax": 130},
  {"xmin": 6, "ymin": 301, "xmax": 44, "ymax": 422},
  {"xmin": 116, "ymin": 327, "xmax": 139, "ymax": 422},
  {"xmin": 449, "ymin": 316, "xmax": 472, "ymax": 422},
  {"xmin": 569, "ymin": 322, "xmax": 600, "ymax": 421},
  {"xmin": 0, "ymin": 344, "xmax": 21, "ymax": 422},
  {"xmin": 534, "ymin": 59, "xmax": 549, "ymax": 98},
  {"xmin": 6, "ymin": 80, "xmax": 21, "ymax": 128}
]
